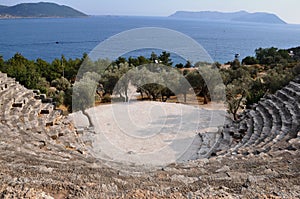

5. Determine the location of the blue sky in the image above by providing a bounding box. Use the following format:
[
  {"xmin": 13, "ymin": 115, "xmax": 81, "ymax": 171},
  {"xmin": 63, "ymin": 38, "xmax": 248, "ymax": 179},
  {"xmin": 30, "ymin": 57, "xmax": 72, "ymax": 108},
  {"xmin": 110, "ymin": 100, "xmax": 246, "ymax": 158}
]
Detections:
[{"xmin": 1, "ymin": 0, "xmax": 299, "ymax": 24}]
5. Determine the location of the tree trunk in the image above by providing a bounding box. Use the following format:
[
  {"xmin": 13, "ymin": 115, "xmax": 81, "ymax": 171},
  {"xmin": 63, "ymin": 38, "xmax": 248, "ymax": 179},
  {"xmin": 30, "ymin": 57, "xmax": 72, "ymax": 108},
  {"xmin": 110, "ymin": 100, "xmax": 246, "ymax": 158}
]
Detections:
[
  {"xmin": 203, "ymin": 95, "xmax": 208, "ymax": 104},
  {"xmin": 233, "ymin": 111, "xmax": 238, "ymax": 121},
  {"xmin": 124, "ymin": 85, "xmax": 128, "ymax": 102},
  {"xmin": 83, "ymin": 110, "xmax": 94, "ymax": 128},
  {"xmin": 119, "ymin": 92, "xmax": 125, "ymax": 101},
  {"xmin": 152, "ymin": 94, "xmax": 156, "ymax": 101}
]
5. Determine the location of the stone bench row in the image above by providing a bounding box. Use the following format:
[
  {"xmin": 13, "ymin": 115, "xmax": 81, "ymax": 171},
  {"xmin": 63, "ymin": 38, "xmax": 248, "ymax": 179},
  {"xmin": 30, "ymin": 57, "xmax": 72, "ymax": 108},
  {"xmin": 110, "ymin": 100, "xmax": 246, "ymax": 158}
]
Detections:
[
  {"xmin": 1, "ymin": 94, "xmax": 61, "ymax": 138},
  {"xmin": 239, "ymin": 98, "xmax": 298, "ymax": 154},
  {"xmin": 0, "ymin": 72, "xmax": 87, "ymax": 156},
  {"xmin": 219, "ymin": 77, "xmax": 300, "ymax": 156},
  {"xmin": 0, "ymin": 80, "xmax": 17, "ymax": 90}
]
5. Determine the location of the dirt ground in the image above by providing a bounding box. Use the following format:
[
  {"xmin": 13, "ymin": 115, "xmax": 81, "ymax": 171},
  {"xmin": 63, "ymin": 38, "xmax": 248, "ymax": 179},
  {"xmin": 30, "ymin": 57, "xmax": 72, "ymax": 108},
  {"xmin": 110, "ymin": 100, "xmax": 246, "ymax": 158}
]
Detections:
[
  {"xmin": 0, "ymin": 145, "xmax": 299, "ymax": 198},
  {"xmin": 0, "ymin": 101, "xmax": 299, "ymax": 198}
]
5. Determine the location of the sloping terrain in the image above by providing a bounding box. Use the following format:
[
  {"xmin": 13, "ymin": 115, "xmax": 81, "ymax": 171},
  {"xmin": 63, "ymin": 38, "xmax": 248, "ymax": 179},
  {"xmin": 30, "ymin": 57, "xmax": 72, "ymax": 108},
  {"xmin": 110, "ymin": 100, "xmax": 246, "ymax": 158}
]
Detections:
[
  {"xmin": 70, "ymin": 101, "xmax": 226, "ymax": 166},
  {"xmin": 0, "ymin": 72, "xmax": 299, "ymax": 198},
  {"xmin": 169, "ymin": 11, "xmax": 286, "ymax": 24},
  {"xmin": 0, "ymin": 2, "xmax": 87, "ymax": 18}
]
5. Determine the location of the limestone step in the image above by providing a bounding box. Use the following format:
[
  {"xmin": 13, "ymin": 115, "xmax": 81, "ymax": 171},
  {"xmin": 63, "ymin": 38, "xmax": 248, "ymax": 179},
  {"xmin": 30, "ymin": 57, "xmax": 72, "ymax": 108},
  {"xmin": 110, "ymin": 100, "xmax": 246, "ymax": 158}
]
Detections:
[
  {"xmin": 271, "ymin": 95, "xmax": 300, "ymax": 132},
  {"xmin": 243, "ymin": 110, "xmax": 263, "ymax": 147},
  {"xmin": 255, "ymin": 101, "xmax": 281, "ymax": 149},
  {"xmin": 281, "ymin": 87, "xmax": 300, "ymax": 102},
  {"xmin": 253, "ymin": 106, "xmax": 272, "ymax": 146},
  {"xmin": 293, "ymin": 76, "xmax": 300, "ymax": 84},
  {"xmin": 288, "ymin": 81, "xmax": 300, "ymax": 92}
]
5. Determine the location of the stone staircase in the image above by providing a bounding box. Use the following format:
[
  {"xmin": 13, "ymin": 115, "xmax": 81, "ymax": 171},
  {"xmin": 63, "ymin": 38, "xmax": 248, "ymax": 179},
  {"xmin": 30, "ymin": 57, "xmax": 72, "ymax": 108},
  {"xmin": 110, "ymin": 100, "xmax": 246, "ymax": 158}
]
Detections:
[
  {"xmin": 1, "ymin": 71, "xmax": 300, "ymax": 163},
  {"xmin": 214, "ymin": 76, "xmax": 300, "ymax": 156},
  {"xmin": 0, "ymin": 72, "xmax": 86, "ymax": 161}
]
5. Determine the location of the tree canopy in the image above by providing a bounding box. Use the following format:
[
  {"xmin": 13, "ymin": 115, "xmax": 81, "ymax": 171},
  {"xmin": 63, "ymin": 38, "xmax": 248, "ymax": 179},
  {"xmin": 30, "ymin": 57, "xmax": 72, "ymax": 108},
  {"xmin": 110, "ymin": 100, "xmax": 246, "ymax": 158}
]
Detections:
[{"xmin": 0, "ymin": 45, "xmax": 299, "ymax": 117}]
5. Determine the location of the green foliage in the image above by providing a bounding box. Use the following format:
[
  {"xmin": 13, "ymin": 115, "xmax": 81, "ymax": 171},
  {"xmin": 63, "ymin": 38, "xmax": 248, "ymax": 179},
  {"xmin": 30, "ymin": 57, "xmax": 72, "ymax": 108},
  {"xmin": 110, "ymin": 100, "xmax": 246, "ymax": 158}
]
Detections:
[
  {"xmin": 1, "ymin": 45, "xmax": 299, "ymax": 116},
  {"xmin": 51, "ymin": 77, "xmax": 71, "ymax": 91},
  {"xmin": 184, "ymin": 61, "xmax": 193, "ymax": 68},
  {"xmin": 140, "ymin": 83, "xmax": 164, "ymax": 101},
  {"xmin": 115, "ymin": 57, "xmax": 127, "ymax": 65},
  {"xmin": 0, "ymin": 2, "xmax": 87, "ymax": 18},
  {"xmin": 0, "ymin": 56, "xmax": 4, "ymax": 70},
  {"xmin": 262, "ymin": 66, "xmax": 294, "ymax": 93},
  {"xmin": 245, "ymin": 79, "xmax": 266, "ymax": 108},
  {"xmin": 52, "ymin": 91, "xmax": 65, "ymax": 106},
  {"xmin": 149, "ymin": 52, "xmax": 158, "ymax": 63},
  {"xmin": 0, "ymin": 53, "xmax": 90, "ymax": 111},
  {"xmin": 196, "ymin": 63, "xmax": 226, "ymax": 103},
  {"xmin": 175, "ymin": 63, "xmax": 184, "ymax": 69},
  {"xmin": 254, "ymin": 47, "xmax": 291, "ymax": 65},
  {"xmin": 226, "ymin": 81, "xmax": 247, "ymax": 120},
  {"xmin": 72, "ymin": 73, "xmax": 99, "ymax": 111},
  {"xmin": 158, "ymin": 51, "xmax": 173, "ymax": 66},
  {"xmin": 292, "ymin": 63, "xmax": 300, "ymax": 75},
  {"xmin": 222, "ymin": 45, "xmax": 300, "ymax": 118},
  {"xmin": 64, "ymin": 88, "xmax": 73, "ymax": 112},
  {"xmin": 288, "ymin": 46, "xmax": 300, "ymax": 61},
  {"xmin": 101, "ymin": 62, "xmax": 132, "ymax": 101},
  {"xmin": 220, "ymin": 65, "xmax": 250, "ymax": 85},
  {"xmin": 242, "ymin": 56, "xmax": 258, "ymax": 65},
  {"xmin": 63, "ymin": 57, "xmax": 82, "ymax": 82},
  {"xmin": 213, "ymin": 62, "xmax": 221, "ymax": 69},
  {"xmin": 5, "ymin": 53, "xmax": 39, "ymax": 89},
  {"xmin": 35, "ymin": 58, "xmax": 50, "ymax": 77},
  {"xmin": 128, "ymin": 64, "xmax": 181, "ymax": 102},
  {"xmin": 230, "ymin": 59, "xmax": 241, "ymax": 70},
  {"xmin": 35, "ymin": 77, "xmax": 49, "ymax": 94},
  {"xmin": 185, "ymin": 70, "xmax": 205, "ymax": 95},
  {"xmin": 128, "ymin": 56, "xmax": 149, "ymax": 67}
]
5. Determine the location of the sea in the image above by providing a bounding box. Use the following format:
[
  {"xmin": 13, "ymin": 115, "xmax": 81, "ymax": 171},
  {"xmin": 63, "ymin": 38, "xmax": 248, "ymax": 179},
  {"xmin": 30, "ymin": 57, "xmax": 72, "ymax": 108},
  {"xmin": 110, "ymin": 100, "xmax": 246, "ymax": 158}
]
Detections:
[{"xmin": 1, "ymin": 16, "xmax": 300, "ymax": 64}]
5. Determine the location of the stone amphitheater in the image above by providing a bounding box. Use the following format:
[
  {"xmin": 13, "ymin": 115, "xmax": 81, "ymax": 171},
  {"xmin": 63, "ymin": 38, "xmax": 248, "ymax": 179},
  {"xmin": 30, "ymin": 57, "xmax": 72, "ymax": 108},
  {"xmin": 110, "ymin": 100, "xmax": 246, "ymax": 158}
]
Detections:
[{"xmin": 0, "ymin": 71, "xmax": 299, "ymax": 198}]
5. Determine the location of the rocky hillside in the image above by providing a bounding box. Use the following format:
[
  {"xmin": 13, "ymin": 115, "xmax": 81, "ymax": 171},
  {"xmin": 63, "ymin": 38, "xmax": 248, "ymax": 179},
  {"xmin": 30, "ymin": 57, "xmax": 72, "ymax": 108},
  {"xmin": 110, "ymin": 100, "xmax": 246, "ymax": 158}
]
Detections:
[
  {"xmin": 0, "ymin": 72, "xmax": 299, "ymax": 198},
  {"xmin": 169, "ymin": 11, "xmax": 287, "ymax": 24},
  {"xmin": 0, "ymin": 2, "xmax": 87, "ymax": 18}
]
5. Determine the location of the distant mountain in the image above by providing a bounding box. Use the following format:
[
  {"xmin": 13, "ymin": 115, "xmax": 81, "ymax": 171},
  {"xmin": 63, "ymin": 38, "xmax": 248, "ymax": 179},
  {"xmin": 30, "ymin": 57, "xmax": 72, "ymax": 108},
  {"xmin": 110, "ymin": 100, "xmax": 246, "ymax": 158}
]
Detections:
[
  {"xmin": 0, "ymin": 2, "xmax": 87, "ymax": 18},
  {"xmin": 169, "ymin": 11, "xmax": 286, "ymax": 24}
]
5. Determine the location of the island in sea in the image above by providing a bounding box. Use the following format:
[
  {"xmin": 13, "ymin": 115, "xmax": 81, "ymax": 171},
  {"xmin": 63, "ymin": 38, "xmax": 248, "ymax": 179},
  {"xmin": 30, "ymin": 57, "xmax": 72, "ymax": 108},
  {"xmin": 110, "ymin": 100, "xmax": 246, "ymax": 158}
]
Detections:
[
  {"xmin": 0, "ymin": 2, "xmax": 87, "ymax": 18},
  {"xmin": 169, "ymin": 11, "xmax": 287, "ymax": 24}
]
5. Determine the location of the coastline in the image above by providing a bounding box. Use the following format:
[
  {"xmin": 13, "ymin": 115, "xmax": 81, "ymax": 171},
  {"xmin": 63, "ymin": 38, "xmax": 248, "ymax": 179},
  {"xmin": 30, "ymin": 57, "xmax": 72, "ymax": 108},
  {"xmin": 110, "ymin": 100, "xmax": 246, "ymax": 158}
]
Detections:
[{"xmin": 0, "ymin": 15, "xmax": 90, "ymax": 20}]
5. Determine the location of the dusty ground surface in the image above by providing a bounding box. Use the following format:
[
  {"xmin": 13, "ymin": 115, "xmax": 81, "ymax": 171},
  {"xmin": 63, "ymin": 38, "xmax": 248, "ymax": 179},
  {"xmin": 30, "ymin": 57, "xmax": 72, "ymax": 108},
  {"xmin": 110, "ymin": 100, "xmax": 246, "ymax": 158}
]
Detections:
[
  {"xmin": 0, "ymin": 100, "xmax": 299, "ymax": 198},
  {"xmin": 0, "ymin": 72, "xmax": 299, "ymax": 198},
  {"xmin": 0, "ymin": 144, "xmax": 299, "ymax": 198},
  {"xmin": 70, "ymin": 102, "xmax": 226, "ymax": 166}
]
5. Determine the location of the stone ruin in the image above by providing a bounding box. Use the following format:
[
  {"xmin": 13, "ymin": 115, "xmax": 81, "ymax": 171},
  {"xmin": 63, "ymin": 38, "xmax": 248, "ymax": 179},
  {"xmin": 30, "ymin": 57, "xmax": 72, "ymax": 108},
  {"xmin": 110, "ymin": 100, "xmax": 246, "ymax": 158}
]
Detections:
[
  {"xmin": 217, "ymin": 76, "xmax": 300, "ymax": 155},
  {"xmin": 0, "ymin": 72, "xmax": 87, "ymax": 156},
  {"xmin": 170, "ymin": 75, "xmax": 300, "ymax": 160},
  {"xmin": 0, "ymin": 71, "xmax": 299, "ymax": 198}
]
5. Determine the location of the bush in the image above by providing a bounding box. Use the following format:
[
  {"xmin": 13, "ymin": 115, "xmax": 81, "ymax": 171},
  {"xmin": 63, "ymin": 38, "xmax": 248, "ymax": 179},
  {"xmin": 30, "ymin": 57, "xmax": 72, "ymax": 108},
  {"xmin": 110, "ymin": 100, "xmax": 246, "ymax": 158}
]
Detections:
[
  {"xmin": 242, "ymin": 56, "xmax": 258, "ymax": 65},
  {"xmin": 292, "ymin": 64, "xmax": 300, "ymax": 76}
]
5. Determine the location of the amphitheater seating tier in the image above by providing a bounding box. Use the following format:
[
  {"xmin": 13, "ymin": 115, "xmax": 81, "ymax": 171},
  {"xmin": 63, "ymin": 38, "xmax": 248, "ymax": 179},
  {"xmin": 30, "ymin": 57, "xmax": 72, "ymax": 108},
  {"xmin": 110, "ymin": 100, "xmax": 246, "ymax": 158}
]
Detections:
[
  {"xmin": 217, "ymin": 77, "xmax": 300, "ymax": 156},
  {"xmin": 0, "ymin": 72, "xmax": 87, "ymax": 157},
  {"xmin": 0, "ymin": 72, "xmax": 299, "ymax": 160}
]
